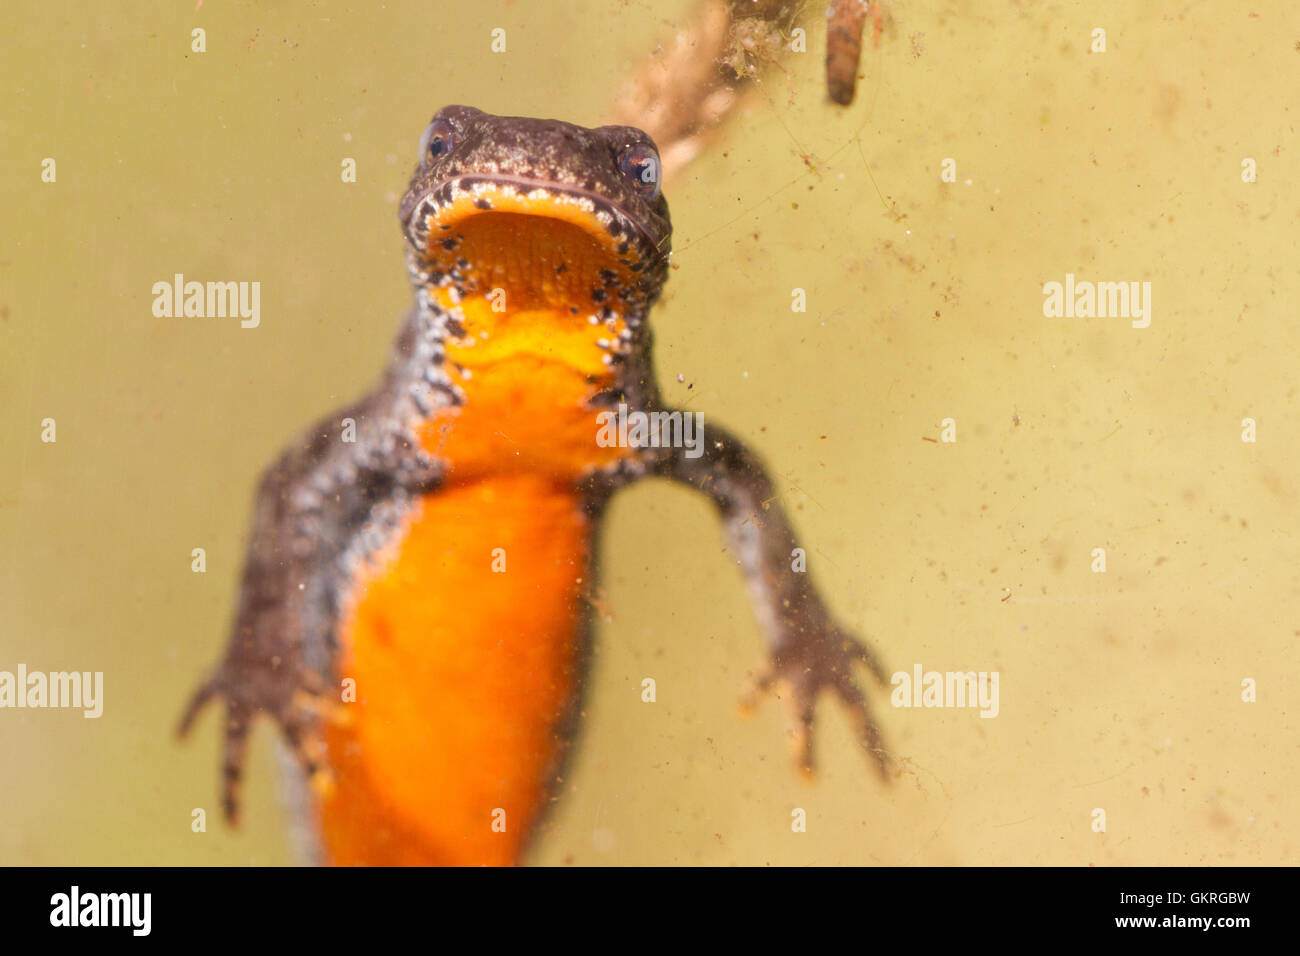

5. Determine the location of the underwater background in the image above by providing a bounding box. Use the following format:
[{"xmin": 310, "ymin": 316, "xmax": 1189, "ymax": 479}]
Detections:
[{"xmin": 1, "ymin": 0, "xmax": 1296, "ymax": 864}]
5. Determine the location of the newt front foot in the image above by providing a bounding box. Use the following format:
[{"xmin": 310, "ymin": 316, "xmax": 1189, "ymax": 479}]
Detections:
[
  {"xmin": 178, "ymin": 658, "xmax": 332, "ymax": 823},
  {"xmin": 744, "ymin": 622, "xmax": 893, "ymax": 780}
]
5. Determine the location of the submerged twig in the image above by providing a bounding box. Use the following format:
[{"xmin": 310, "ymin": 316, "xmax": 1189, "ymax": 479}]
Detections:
[
  {"xmin": 608, "ymin": 1, "xmax": 889, "ymax": 179},
  {"xmin": 606, "ymin": 0, "xmax": 804, "ymax": 179}
]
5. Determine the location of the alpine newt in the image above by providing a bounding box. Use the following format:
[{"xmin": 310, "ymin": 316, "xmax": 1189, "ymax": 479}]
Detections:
[{"xmin": 180, "ymin": 105, "xmax": 891, "ymax": 866}]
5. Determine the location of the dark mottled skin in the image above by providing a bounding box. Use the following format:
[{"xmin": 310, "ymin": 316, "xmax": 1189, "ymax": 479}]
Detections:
[{"xmin": 180, "ymin": 105, "xmax": 891, "ymax": 841}]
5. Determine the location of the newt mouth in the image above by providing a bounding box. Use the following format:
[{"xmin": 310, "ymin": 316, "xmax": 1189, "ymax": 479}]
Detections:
[
  {"xmin": 404, "ymin": 177, "xmax": 658, "ymax": 376},
  {"xmin": 404, "ymin": 175, "xmax": 669, "ymax": 282}
]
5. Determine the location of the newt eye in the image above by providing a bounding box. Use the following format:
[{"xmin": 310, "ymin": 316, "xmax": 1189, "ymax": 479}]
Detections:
[
  {"xmin": 618, "ymin": 144, "xmax": 661, "ymax": 199},
  {"xmin": 419, "ymin": 118, "xmax": 462, "ymax": 165}
]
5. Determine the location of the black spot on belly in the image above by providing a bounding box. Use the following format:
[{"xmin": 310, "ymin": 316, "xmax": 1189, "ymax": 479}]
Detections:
[{"xmin": 474, "ymin": 198, "xmax": 493, "ymax": 210}]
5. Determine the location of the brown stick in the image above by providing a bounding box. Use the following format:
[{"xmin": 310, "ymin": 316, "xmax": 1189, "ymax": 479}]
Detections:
[{"xmin": 826, "ymin": 0, "xmax": 869, "ymax": 105}]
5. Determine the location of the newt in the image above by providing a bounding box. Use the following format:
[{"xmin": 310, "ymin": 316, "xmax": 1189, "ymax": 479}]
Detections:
[{"xmin": 180, "ymin": 105, "xmax": 891, "ymax": 866}]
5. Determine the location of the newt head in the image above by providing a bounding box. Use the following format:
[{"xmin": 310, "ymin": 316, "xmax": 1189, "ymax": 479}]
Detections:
[{"xmin": 399, "ymin": 106, "xmax": 672, "ymax": 328}]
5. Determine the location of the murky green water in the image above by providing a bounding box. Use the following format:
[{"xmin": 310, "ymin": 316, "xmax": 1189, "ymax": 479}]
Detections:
[{"xmin": 2, "ymin": 0, "xmax": 1296, "ymax": 864}]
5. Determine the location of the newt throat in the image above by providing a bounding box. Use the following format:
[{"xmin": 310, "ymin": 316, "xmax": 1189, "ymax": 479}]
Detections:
[{"xmin": 406, "ymin": 183, "xmax": 657, "ymax": 379}]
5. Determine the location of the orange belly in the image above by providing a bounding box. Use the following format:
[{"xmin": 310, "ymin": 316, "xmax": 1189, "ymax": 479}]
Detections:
[{"xmin": 318, "ymin": 473, "xmax": 592, "ymax": 865}]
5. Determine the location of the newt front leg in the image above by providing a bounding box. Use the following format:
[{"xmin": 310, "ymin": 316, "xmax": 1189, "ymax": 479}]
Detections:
[
  {"xmin": 655, "ymin": 419, "xmax": 893, "ymax": 778},
  {"xmin": 178, "ymin": 396, "xmax": 446, "ymax": 823}
]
